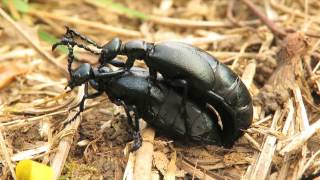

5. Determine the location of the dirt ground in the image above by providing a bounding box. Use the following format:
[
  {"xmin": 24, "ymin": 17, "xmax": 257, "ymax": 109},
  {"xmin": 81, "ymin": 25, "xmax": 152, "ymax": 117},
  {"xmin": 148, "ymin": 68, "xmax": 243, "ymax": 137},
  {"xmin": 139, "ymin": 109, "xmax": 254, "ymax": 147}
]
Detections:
[{"xmin": 1, "ymin": 0, "xmax": 320, "ymax": 179}]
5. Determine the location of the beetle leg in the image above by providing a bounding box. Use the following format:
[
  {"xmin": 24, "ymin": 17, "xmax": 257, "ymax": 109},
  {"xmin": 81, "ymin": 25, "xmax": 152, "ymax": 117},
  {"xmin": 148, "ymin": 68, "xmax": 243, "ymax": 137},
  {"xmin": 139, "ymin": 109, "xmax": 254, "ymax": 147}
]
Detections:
[
  {"xmin": 109, "ymin": 59, "xmax": 126, "ymax": 67},
  {"xmin": 124, "ymin": 56, "xmax": 135, "ymax": 70},
  {"xmin": 119, "ymin": 102, "xmax": 142, "ymax": 151},
  {"xmin": 94, "ymin": 68, "xmax": 126, "ymax": 80},
  {"xmin": 118, "ymin": 100, "xmax": 134, "ymax": 128},
  {"xmin": 169, "ymin": 79, "xmax": 188, "ymax": 115},
  {"xmin": 65, "ymin": 83, "xmax": 102, "ymax": 127},
  {"xmin": 149, "ymin": 68, "xmax": 157, "ymax": 82},
  {"xmin": 130, "ymin": 105, "xmax": 142, "ymax": 151},
  {"xmin": 167, "ymin": 79, "xmax": 190, "ymax": 134}
]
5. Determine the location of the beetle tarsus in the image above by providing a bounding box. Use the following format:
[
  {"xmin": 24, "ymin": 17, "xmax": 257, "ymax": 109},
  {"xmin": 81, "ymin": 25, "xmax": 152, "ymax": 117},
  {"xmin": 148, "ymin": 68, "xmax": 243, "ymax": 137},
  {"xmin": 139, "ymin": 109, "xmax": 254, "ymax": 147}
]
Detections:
[{"xmin": 131, "ymin": 131, "xmax": 142, "ymax": 152}]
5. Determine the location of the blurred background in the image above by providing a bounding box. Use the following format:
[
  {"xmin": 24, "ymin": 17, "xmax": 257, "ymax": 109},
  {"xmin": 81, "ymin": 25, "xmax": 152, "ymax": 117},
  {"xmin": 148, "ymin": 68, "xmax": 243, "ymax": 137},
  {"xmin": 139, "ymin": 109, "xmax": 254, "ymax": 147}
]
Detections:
[{"xmin": 1, "ymin": 0, "xmax": 320, "ymax": 179}]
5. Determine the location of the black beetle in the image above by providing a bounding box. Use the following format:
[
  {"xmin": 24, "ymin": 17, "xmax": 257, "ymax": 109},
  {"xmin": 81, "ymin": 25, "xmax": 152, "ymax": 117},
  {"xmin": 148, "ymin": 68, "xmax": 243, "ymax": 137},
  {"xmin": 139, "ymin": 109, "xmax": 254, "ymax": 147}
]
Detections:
[
  {"xmin": 53, "ymin": 27, "xmax": 253, "ymax": 147},
  {"xmin": 68, "ymin": 63, "xmax": 222, "ymax": 151}
]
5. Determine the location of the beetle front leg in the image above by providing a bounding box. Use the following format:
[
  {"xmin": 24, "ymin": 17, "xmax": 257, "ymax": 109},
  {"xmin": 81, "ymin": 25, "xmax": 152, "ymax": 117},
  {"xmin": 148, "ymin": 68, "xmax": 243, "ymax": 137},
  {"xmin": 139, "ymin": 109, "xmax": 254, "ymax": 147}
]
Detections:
[
  {"xmin": 109, "ymin": 59, "xmax": 126, "ymax": 68},
  {"xmin": 124, "ymin": 57, "xmax": 135, "ymax": 70},
  {"xmin": 119, "ymin": 40, "xmax": 154, "ymax": 70},
  {"xmin": 94, "ymin": 68, "xmax": 126, "ymax": 80},
  {"xmin": 65, "ymin": 83, "xmax": 102, "ymax": 126}
]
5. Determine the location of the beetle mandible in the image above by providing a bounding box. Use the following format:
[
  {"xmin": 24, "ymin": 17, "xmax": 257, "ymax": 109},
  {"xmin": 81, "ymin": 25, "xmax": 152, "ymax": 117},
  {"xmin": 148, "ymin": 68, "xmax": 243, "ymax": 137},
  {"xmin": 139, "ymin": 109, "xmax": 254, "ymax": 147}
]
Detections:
[{"xmin": 53, "ymin": 27, "xmax": 253, "ymax": 147}]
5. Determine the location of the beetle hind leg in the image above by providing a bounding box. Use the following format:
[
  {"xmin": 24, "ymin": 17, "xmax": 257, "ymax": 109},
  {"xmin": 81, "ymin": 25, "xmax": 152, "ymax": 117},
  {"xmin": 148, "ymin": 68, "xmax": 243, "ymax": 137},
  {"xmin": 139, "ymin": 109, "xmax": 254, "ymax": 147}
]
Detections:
[
  {"xmin": 131, "ymin": 105, "xmax": 142, "ymax": 151},
  {"xmin": 119, "ymin": 101, "xmax": 142, "ymax": 151},
  {"xmin": 168, "ymin": 79, "xmax": 189, "ymax": 117}
]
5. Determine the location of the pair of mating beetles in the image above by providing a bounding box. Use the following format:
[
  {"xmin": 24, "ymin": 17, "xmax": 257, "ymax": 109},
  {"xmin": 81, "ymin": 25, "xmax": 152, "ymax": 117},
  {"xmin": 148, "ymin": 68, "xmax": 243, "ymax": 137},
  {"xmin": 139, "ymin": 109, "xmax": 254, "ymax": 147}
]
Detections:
[{"xmin": 52, "ymin": 27, "xmax": 253, "ymax": 150}]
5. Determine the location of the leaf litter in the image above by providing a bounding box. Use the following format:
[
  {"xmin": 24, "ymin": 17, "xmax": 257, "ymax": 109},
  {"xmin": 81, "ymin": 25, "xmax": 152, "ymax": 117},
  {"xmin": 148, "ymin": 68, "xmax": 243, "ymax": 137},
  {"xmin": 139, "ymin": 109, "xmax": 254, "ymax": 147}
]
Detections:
[{"xmin": 1, "ymin": 0, "xmax": 320, "ymax": 179}]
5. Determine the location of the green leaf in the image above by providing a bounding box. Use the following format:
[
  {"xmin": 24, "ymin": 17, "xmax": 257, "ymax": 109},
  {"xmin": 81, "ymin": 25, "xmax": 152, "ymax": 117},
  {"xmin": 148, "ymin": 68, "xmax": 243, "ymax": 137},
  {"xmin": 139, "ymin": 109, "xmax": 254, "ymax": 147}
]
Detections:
[
  {"xmin": 2, "ymin": 0, "xmax": 29, "ymax": 13},
  {"xmin": 38, "ymin": 30, "xmax": 67, "ymax": 53},
  {"xmin": 95, "ymin": 0, "xmax": 149, "ymax": 20}
]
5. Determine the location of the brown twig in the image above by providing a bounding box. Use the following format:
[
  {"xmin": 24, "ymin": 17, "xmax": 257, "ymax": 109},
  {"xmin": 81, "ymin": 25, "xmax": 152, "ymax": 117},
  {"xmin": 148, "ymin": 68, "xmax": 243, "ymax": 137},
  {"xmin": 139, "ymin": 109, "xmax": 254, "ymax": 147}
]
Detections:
[
  {"xmin": 28, "ymin": 10, "xmax": 142, "ymax": 38},
  {"xmin": 0, "ymin": 125, "xmax": 16, "ymax": 180},
  {"xmin": 50, "ymin": 85, "xmax": 85, "ymax": 180},
  {"xmin": 249, "ymin": 110, "xmax": 282, "ymax": 180},
  {"xmin": 85, "ymin": 0, "xmax": 262, "ymax": 28},
  {"xmin": 227, "ymin": 0, "xmax": 242, "ymax": 27},
  {"xmin": 240, "ymin": 0, "xmax": 286, "ymax": 38},
  {"xmin": 133, "ymin": 127, "xmax": 155, "ymax": 180}
]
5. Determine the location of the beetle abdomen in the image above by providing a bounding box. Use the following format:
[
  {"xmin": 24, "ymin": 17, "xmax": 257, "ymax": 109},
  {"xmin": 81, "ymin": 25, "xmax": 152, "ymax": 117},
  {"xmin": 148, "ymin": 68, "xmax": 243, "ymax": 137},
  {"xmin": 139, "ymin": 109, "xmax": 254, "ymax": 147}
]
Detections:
[
  {"xmin": 147, "ymin": 41, "xmax": 215, "ymax": 89},
  {"xmin": 148, "ymin": 41, "xmax": 253, "ymax": 147},
  {"xmin": 208, "ymin": 62, "xmax": 253, "ymax": 147},
  {"xmin": 145, "ymin": 85, "xmax": 222, "ymax": 145}
]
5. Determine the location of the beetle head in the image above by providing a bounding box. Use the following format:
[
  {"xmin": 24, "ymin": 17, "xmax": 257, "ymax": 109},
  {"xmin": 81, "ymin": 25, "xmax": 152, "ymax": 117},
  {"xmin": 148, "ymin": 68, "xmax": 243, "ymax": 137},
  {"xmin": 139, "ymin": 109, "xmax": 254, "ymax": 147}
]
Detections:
[
  {"xmin": 68, "ymin": 63, "xmax": 94, "ymax": 89},
  {"xmin": 99, "ymin": 38, "xmax": 122, "ymax": 64}
]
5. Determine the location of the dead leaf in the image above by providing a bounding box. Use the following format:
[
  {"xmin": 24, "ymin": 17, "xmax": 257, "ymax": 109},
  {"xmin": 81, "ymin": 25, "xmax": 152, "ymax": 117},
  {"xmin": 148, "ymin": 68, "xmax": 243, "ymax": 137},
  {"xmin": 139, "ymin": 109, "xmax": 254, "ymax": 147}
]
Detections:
[{"xmin": 0, "ymin": 63, "xmax": 28, "ymax": 90}]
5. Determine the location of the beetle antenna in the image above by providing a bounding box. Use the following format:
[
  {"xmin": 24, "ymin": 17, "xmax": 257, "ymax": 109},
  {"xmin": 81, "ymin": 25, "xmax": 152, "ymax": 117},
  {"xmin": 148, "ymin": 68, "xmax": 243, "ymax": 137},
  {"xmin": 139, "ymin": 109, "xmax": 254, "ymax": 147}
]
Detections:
[
  {"xmin": 67, "ymin": 45, "xmax": 75, "ymax": 78},
  {"xmin": 72, "ymin": 41, "xmax": 101, "ymax": 55},
  {"xmin": 65, "ymin": 26, "xmax": 102, "ymax": 49},
  {"xmin": 53, "ymin": 36, "xmax": 101, "ymax": 55}
]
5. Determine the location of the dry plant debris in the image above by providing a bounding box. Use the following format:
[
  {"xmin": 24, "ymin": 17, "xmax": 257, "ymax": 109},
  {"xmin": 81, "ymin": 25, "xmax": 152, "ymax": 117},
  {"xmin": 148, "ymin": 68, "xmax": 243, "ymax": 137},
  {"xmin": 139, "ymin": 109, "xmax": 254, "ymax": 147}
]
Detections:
[{"xmin": 0, "ymin": 0, "xmax": 320, "ymax": 179}]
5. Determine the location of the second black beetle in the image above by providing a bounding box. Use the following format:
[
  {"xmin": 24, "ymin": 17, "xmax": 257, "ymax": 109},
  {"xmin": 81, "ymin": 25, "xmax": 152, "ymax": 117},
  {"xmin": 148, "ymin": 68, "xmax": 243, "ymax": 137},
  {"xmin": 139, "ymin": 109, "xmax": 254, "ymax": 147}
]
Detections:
[{"xmin": 68, "ymin": 63, "xmax": 222, "ymax": 150}]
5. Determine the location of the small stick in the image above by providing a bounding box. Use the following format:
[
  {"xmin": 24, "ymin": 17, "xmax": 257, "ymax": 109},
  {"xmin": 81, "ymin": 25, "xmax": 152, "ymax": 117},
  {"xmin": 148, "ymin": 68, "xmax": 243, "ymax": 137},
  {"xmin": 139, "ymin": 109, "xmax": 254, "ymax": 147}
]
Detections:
[
  {"xmin": 0, "ymin": 125, "xmax": 16, "ymax": 180},
  {"xmin": 122, "ymin": 152, "xmax": 135, "ymax": 180},
  {"xmin": 244, "ymin": 133, "xmax": 261, "ymax": 151},
  {"xmin": 280, "ymin": 118, "xmax": 320, "ymax": 155},
  {"xmin": 249, "ymin": 110, "xmax": 282, "ymax": 180},
  {"xmin": 298, "ymin": 149, "xmax": 320, "ymax": 179},
  {"xmin": 293, "ymin": 86, "xmax": 310, "ymax": 129},
  {"xmin": 28, "ymin": 11, "xmax": 142, "ymax": 38},
  {"xmin": 240, "ymin": 0, "xmax": 286, "ymax": 38},
  {"xmin": 51, "ymin": 85, "xmax": 85, "ymax": 180},
  {"xmin": 177, "ymin": 159, "xmax": 222, "ymax": 180},
  {"xmin": 0, "ymin": 8, "xmax": 67, "ymax": 76},
  {"xmin": 133, "ymin": 127, "xmax": 155, "ymax": 180},
  {"xmin": 85, "ymin": 0, "xmax": 262, "ymax": 28},
  {"xmin": 164, "ymin": 152, "xmax": 176, "ymax": 180},
  {"xmin": 11, "ymin": 144, "xmax": 50, "ymax": 162},
  {"xmin": 241, "ymin": 60, "xmax": 257, "ymax": 90},
  {"xmin": 227, "ymin": 0, "xmax": 242, "ymax": 27}
]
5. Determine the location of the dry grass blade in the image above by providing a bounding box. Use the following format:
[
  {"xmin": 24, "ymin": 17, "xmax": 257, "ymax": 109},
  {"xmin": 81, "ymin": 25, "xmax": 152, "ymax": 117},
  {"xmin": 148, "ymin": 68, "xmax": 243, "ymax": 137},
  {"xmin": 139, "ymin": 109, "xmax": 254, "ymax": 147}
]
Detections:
[
  {"xmin": 177, "ymin": 158, "xmax": 223, "ymax": 180},
  {"xmin": 123, "ymin": 152, "xmax": 135, "ymax": 180},
  {"xmin": 240, "ymin": 0, "xmax": 286, "ymax": 38},
  {"xmin": 298, "ymin": 149, "xmax": 320, "ymax": 179},
  {"xmin": 133, "ymin": 127, "xmax": 155, "ymax": 180},
  {"xmin": 164, "ymin": 152, "xmax": 176, "ymax": 180},
  {"xmin": 249, "ymin": 110, "xmax": 282, "ymax": 180},
  {"xmin": 277, "ymin": 99, "xmax": 295, "ymax": 179},
  {"xmin": 28, "ymin": 11, "xmax": 142, "ymax": 38},
  {"xmin": 0, "ymin": 125, "xmax": 16, "ymax": 180},
  {"xmin": 11, "ymin": 144, "xmax": 50, "ymax": 162},
  {"xmin": 280, "ymin": 119, "xmax": 320, "ymax": 155},
  {"xmin": 50, "ymin": 85, "xmax": 85, "ymax": 180},
  {"xmin": 0, "ymin": 8, "xmax": 67, "ymax": 76}
]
